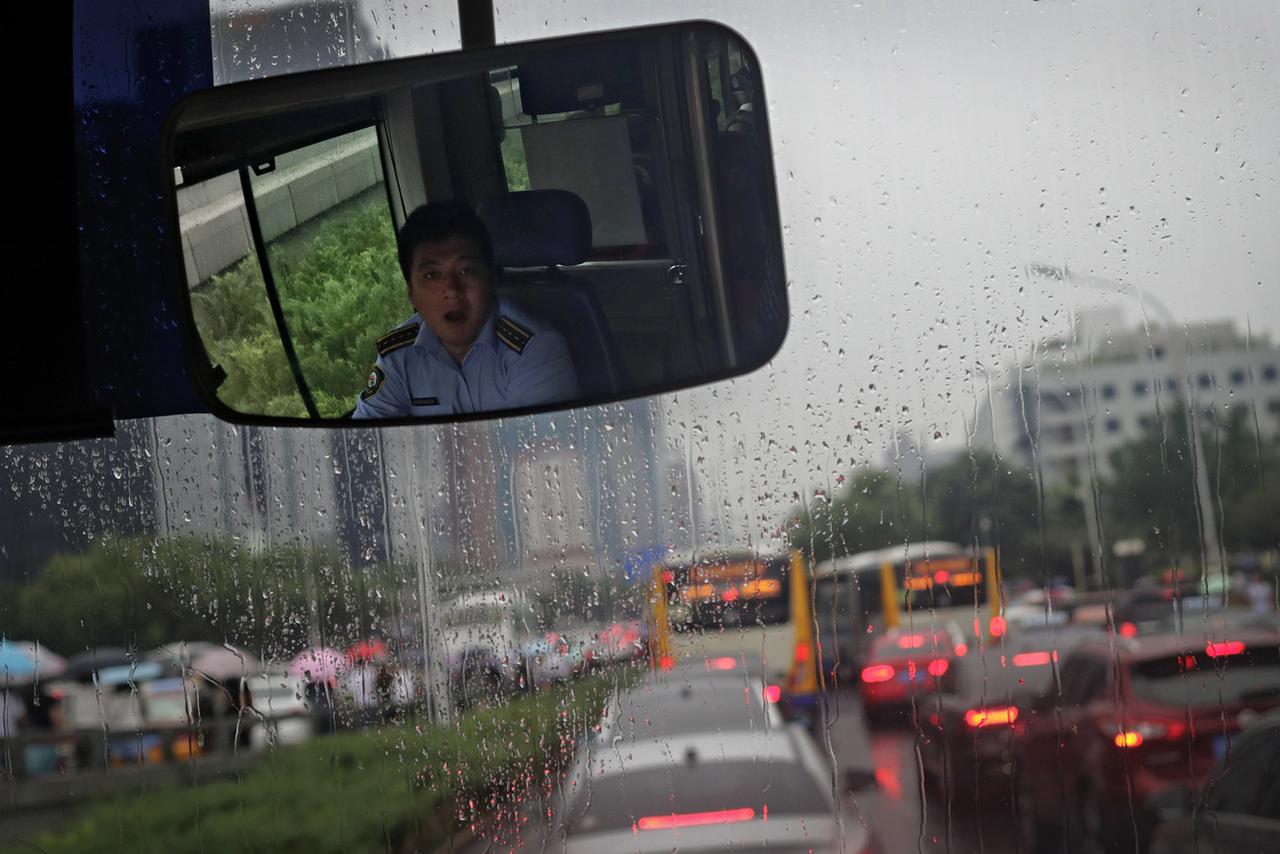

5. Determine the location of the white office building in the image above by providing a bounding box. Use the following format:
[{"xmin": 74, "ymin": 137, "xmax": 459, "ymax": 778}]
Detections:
[{"xmin": 974, "ymin": 309, "xmax": 1280, "ymax": 490}]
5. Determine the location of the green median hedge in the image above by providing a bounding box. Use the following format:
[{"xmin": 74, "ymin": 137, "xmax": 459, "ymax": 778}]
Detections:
[{"xmin": 26, "ymin": 673, "xmax": 630, "ymax": 854}]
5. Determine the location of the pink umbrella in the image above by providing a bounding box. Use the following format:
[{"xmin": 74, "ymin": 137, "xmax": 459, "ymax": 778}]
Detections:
[{"xmin": 288, "ymin": 648, "xmax": 347, "ymax": 685}]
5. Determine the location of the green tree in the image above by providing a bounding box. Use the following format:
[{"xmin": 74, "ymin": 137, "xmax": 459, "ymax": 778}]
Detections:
[{"xmin": 191, "ymin": 194, "xmax": 408, "ymax": 418}]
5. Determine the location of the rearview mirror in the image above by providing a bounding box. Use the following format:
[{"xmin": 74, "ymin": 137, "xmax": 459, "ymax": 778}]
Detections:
[{"xmin": 163, "ymin": 22, "xmax": 787, "ymax": 425}]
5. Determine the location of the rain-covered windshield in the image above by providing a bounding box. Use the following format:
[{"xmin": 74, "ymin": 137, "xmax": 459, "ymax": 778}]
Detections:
[{"xmin": 15, "ymin": 2, "xmax": 1280, "ymax": 852}]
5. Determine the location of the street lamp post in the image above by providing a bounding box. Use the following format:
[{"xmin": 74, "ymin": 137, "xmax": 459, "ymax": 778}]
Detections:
[{"xmin": 1028, "ymin": 263, "xmax": 1222, "ymax": 578}]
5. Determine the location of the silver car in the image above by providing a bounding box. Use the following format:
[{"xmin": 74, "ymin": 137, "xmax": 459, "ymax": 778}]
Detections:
[{"xmin": 544, "ymin": 669, "xmax": 878, "ymax": 853}]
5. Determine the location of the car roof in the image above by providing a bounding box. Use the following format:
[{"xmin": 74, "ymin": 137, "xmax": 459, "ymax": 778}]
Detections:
[{"xmin": 586, "ymin": 729, "xmax": 798, "ymax": 778}]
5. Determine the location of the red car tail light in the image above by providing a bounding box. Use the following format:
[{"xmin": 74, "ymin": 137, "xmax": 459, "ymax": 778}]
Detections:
[
  {"xmin": 637, "ymin": 807, "xmax": 755, "ymax": 830},
  {"xmin": 1119, "ymin": 621, "xmax": 1138, "ymax": 638},
  {"xmin": 927, "ymin": 659, "xmax": 949, "ymax": 677},
  {"xmin": 708, "ymin": 656, "xmax": 737, "ymax": 671},
  {"xmin": 1114, "ymin": 731, "xmax": 1143, "ymax": 748},
  {"xmin": 862, "ymin": 664, "xmax": 895, "ymax": 683},
  {"xmin": 898, "ymin": 634, "xmax": 925, "ymax": 649},
  {"xmin": 1012, "ymin": 651, "xmax": 1055, "ymax": 667},
  {"xmin": 965, "ymin": 706, "xmax": 1018, "ymax": 728},
  {"xmin": 1206, "ymin": 641, "xmax": 1245, "ymax": 658},
  {"xmin": 765, "ymin": 684, "xmax": 782, "ymax": 703},
  {"xmin": 1102, "ymin": 718, "xmax": 1186, "ymax": 747}
]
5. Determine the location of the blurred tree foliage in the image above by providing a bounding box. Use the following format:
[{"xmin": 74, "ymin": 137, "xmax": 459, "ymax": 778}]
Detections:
[
  {"xmin": 4, "ymin": 536, "xmax": 407, "ymax": 659},
  {"xmin": 190, "ymin": 194, "xmax": 408, "ymax": 418},
  {"xmin": 789, "ymin": 404, "xmax": 1279, "ymax": 582}
]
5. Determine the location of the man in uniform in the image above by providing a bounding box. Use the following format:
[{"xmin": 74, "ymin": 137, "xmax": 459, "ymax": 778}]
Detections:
[{"xmin": 353, "ymin": 203, "xmax": 579, "ymax": 418}]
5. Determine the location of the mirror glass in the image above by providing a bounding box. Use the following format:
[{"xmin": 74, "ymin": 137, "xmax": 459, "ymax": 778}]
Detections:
[{"xmin": 166, "ymin": 22, "xmax": 787, "ymax": 422}]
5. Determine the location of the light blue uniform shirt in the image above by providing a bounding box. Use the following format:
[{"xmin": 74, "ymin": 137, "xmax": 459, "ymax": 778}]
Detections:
[{"xmin": 352, "ymin": 302, "xmax": 579, "ymax": 418}]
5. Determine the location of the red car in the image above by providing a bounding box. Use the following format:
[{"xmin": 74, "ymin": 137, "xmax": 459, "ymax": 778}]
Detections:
[
  {"xmin": 1015, "ymin": 628, "xmax": 1280, "ymax": 852},
  {"xmin": 858, "ymin": 622, "xmax": 967, "ymax": 723}
]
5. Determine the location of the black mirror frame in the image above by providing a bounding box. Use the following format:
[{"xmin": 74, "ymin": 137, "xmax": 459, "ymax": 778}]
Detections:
[{"xmin": 158, "ymin": 19, "xmax": 789, "ymax": 431}]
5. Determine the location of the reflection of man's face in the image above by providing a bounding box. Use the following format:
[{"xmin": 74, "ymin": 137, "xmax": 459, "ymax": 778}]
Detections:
[{"xmin": 407, "ymin": 234, "xmax": 495, "ymax": 362}]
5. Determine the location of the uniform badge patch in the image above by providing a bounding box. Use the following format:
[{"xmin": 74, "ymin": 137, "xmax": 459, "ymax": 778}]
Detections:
[
  {"xmin": 495, "ymin": 316, "xmax": 533, "ymax": 353},
  {"xmin": 361, "ymin": 365, "xmax": 386, "ymax": 401}
]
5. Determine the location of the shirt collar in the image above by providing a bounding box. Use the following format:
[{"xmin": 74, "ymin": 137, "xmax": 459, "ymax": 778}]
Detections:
[{"xmin": 410, "ymin": 304, "xmax": 501, "ymax": 365}]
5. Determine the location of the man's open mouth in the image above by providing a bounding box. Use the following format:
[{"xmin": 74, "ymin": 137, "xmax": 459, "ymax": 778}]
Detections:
[{"xmin": 443, "ymin": 309, "xmax": 466, "ymax": 323}]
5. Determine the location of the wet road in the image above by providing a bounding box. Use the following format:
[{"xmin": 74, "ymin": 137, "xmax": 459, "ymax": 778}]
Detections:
[{"xmin": 821, "ymin": 687, "xmax": 1021, "ymax": 854}]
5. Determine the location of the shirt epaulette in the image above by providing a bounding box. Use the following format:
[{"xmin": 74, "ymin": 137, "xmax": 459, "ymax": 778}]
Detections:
[
  {"xmin": 376, "ymin": 323, "xmax": 419, "ymax": 357},
  {"xmin": 495, "ymin": 316, "xmax": 533, "ymax": 354}
]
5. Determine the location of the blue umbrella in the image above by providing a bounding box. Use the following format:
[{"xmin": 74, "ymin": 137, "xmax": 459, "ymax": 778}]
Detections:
[{"xmin": 0, "ymin": 640, "xmax": 38, "ymax": 685}]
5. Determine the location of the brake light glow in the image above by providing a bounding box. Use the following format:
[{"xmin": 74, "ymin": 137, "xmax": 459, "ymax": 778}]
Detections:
[
  {"xmin": 708, "ymin": 656, "xmax": 737, "ymax": 671},
  {"xmin": 1206, "ymin": 641, "xmax": 1246, "ymax": 658},
  {"xmin": 793, "ymin": 643, "xmax": 811, "ymax": 663},
  {"xmin": 933, "ymin": 570, "xmax": 951, "ymax": 584},
  {"xmin": 1114, "ymin": 731, "xmax": 1144, "ymax": 748},
  {"xmin": 965, "ymin": 706, "xmax": 1018, "ymax": 728},
  {"xmin": 1012, "ymin": 651, "xmax": 1055, "ymax": 667},
  {"xmin": 658, "ymin": 655, "xmax": 675, "ymax": 671},
  {"xmin": 862, "ymin": 664, "xmax": 895, "ymax": 683},
  {"xmin": 950, "ymin": 571, "xmax": 983, "ymax": 586},
  {"xmin": 989, "ymin": 616, "xmax": 1007, "ymax": 638},
  {"xmin": 765, "ymin": 684, "xmax": 782, "ymax": 703},
  {"xmin": 637, "ymin": 807, "xmax": 755, "ymax": 830},
  {"xmin": 954, "ymin": 642, "xmax": 969, "ymax": 657},
  {"xmin": 927, "ymin": 659, "xmax": 949, "ymax": 677},
  {"xmin": 722, "ymin": 587, "xmax": 740, "ymax": 602},
  {"xmin": 898, "ymin": 634, "xmax": 926, "ymax": 649},
  {"xmin": 1119, "ymin": 622, "xmax": 1138, "ymax": 638}
]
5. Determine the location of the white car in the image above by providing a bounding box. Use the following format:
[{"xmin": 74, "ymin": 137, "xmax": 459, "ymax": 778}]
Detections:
[{"xmin": 553, "ymin": 673, "xmax": 878, "ymax": 853}]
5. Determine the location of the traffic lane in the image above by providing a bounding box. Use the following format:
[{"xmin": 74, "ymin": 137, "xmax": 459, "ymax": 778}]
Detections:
[{"xmin": 821, "ymin": 688, "xmax": 1021, "ymax": 853}]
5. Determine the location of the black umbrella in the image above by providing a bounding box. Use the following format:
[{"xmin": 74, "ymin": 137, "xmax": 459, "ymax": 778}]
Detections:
[{"xmin": 64, "ymin": 647, "xmax": 136, "ymax": 682}]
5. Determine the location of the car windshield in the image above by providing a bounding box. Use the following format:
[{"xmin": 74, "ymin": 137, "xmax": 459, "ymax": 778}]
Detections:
[{"xmin": 23, "ymin": 2, "xmax": 1280, "ymax": 853}]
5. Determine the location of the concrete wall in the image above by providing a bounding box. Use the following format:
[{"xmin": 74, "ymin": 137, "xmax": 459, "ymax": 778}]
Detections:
[{"xmin": 177, "ymin": 130, "xmax": 384, "ymax": 286}]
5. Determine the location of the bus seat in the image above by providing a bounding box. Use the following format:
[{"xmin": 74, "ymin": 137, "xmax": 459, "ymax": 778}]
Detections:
[{"xmin": 478, "ymin": 190, "xmax": 630, "ymax": 398}]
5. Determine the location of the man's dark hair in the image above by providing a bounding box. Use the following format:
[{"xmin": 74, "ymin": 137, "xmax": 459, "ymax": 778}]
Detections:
[{"xmin": 396, "ymin": 202, "xmax": 495, "ymax": 283}]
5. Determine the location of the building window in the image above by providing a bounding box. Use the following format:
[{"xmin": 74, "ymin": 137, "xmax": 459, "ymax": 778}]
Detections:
[
  {"xmin": 1133, "ymin": 380, "xmax": 1149, "ymax": 397},
  {"xmin": 1229, "ymin": 368, "xmax": 1247, "ymax": 386},
  {"xmin": 1137, "ymin": 414, "xmax": 1155, "ymax": 430},
  {"xmin": 1101, "ymin": 383, "xmax": 1116, "ymax": 400},
  {"xmin": 1268, "ymin": 399, "xmax": 1280, "ymax": 415},
  {"xmin": 1164, "ymin": 375, "xmax": 1182, "ymax": 394},
  {"xmin": 1264, "ymin": 365, "xmax": 1278, "ymax": 383},
  {"xmin": 1153, "ymin": 346, "xmax": 1166, "ymax": 360},
  {"xmin": 1105, "ymin": 417, "xmax": 1121, "ymax": 433},
  {"xmin": 1197, "ymin": 372, "xmax": 1213, "ymax": 389}
]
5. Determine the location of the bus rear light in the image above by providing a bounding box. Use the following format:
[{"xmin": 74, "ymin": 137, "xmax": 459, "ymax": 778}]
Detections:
[
  {"xmin": 897, "ymin": 634, "xmax": 925, "ymax": 649},
  {"xmin": 933, "ymin": 570, "xmax": 951, "ymax": 584},
  {"xmin": 862, "ymin": 664, "xmax": 895, "ymax": 683},
  {"xmin": 965, "ymin": 706, "xmax": 1018, "ymax": 728},
  {"xmin": 989, "ymin": 616, "xmax": 1007, "ymax": 638},
  {"xmin": 1206, "ymin": 641, "xmax": 1245, "ymax": 658},
  {"xmin": 927, "ymin": 659, "xmax": 949, "ymax": 677},
  {"xmin": 793, "ymin": 642, "xmax": 811, "ymax": 664},
  {"xmin": 1119, "ymin": 622, "xmax": 1138, "ymax": 638},
  {"xmin": 1012, "ymin": 651, "xmax": 1055, "ymax": 667},
  {"xmin": 637, "ymin": 807, "xmax": 755, "ymax": 830}
]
